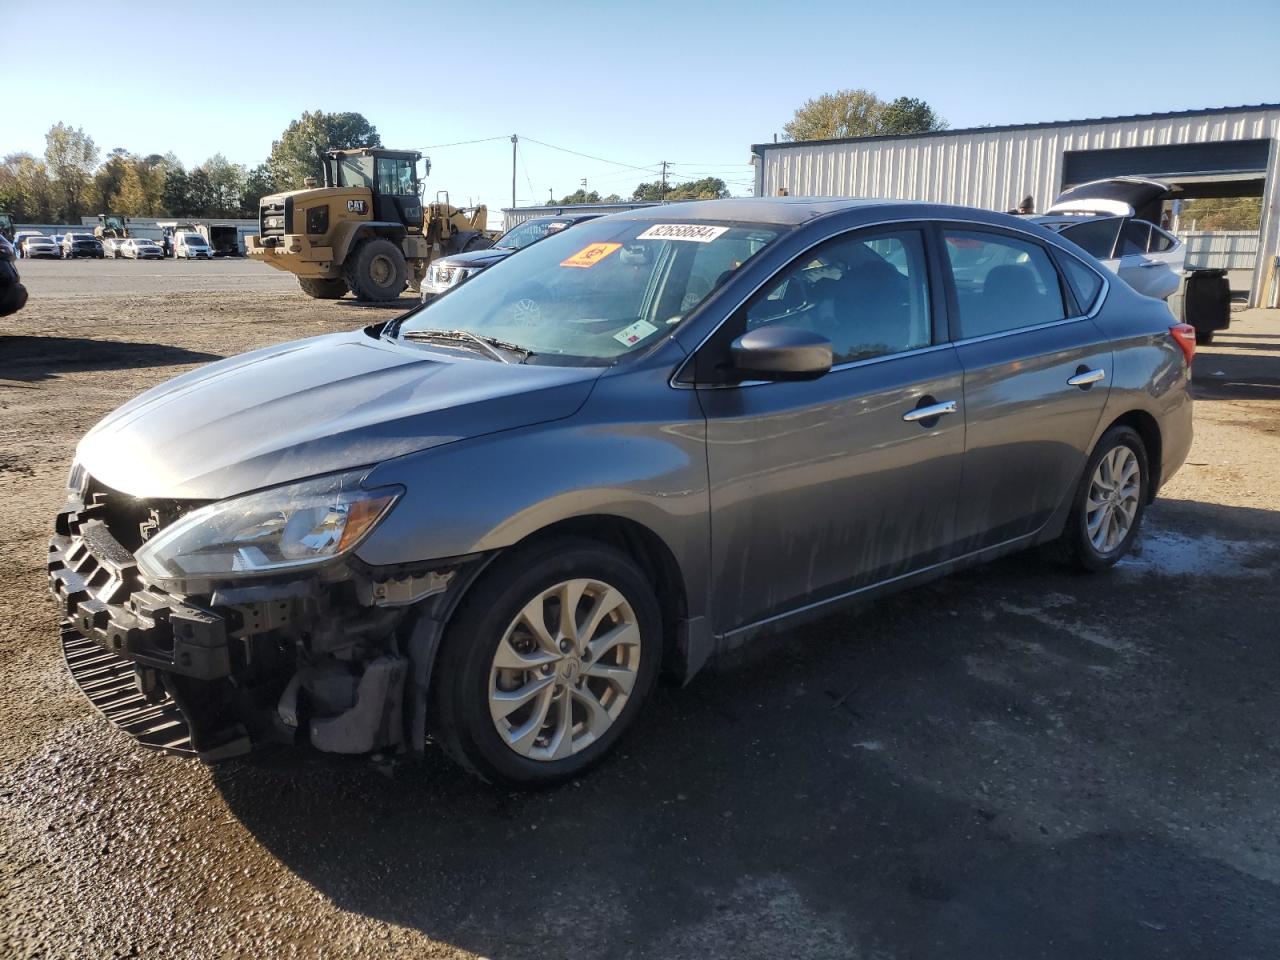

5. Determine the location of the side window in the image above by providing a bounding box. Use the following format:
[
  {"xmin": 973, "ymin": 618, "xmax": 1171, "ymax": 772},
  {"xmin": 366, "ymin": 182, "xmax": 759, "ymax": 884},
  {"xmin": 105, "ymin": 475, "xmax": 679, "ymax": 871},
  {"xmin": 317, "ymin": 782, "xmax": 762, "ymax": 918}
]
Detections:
[
  {"xmin": 742, "ymin": 229, "xmax": 932, "ymax": 365},
  {"xmin": 942, "ymin": 230, "xmax": 1067, "ymax": 338},
  {"xmin": 376, "ymin": 158, "xmax": 416, "ymax": 196},
  {"xmin": 1059, "ymin": 218, "xmax": 1121, "ymax": 260},
  {"xmin": 1148, "ymin": 226, "xmax": 1176, "ymax": 253},
  {"xmin": 1059, "ymin": 255, "xmax": 1104, "ymax": 313},
  {"xmin": 1117, "ymin": 220, "xmax": 1151, "ymax": 258}
]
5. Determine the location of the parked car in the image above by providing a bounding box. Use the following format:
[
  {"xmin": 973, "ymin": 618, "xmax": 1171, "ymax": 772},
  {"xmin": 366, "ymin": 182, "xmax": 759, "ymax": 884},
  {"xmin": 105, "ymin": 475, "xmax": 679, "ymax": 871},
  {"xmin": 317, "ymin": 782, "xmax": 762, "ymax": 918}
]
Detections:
[
  {"xmin": 49, "ymin": 234, "xmax": 65, "ymax": 255},
  {"xmin": 174, "ymin": 231, "xmax": 213, "ymax": 259},
  {"xmin": 1034, "ymin": 178, "xmax": 1185, "ymax": 302},
  {"xmin": 21, "ymin": 235, "xmax": 60, "ymax": 259},
  {"xmin": 50, "ymin": 198, "xmax": 1195, "ymax": 784},
  {"xmin": 102, "ymin": 237, "xmax": 126, "ymax": 259},
  {"xmin": 0, "ymin": 235, "xmax": 28, "ymax": 316},
  {"xmin": 12, "ymin": 230, "xmax": 44, "ymax": 257},
  {"xmin": 62, "ymin": 232, "xmax": 105, "ymax": 259},
  {"xmin": 421, "ymin": 214, "xmax": 599, "ymax": 301},
  {"xmin": 120, "ymin": 238, "xmax": 165, "ymax": 260}
]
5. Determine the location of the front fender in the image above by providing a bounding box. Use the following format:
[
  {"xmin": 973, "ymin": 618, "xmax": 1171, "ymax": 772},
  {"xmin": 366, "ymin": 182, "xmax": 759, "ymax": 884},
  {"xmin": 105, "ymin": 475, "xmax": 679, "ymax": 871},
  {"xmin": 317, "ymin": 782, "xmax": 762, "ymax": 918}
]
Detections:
[{"xmin": 355, "ymin": 363, "xmax": 711, "ymax": 624}]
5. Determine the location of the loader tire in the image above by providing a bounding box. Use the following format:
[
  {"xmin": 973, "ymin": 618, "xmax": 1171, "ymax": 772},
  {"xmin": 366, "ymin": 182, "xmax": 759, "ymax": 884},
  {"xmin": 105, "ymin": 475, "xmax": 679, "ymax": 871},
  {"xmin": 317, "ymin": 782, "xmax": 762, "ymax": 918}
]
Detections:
[
  {"xmin": 344, "ymin": 238, "xmax": 407, "ymax": 302},
  {"xmin": 297, "ymin": 277, "xmax": 349, "ymax": 300}
]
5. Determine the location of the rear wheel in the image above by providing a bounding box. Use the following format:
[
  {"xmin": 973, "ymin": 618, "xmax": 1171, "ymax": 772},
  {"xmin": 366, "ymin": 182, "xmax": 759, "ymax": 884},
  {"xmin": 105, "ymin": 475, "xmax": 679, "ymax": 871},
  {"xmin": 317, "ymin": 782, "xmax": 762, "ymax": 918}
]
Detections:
[
  {"xmin": 1057, "ymin": 425, "xmax": 1149, "ymax": 572},
  {"xmin": 297, "ymin": 277, "xmax": 349, "ymax": 300},
  {"xmin": 343, "ymin": 238, "xmax": 407, "ymax": 302},
  {"xmin": 431, "ymin": 538, "xmax": 662, "ymax": 786}
]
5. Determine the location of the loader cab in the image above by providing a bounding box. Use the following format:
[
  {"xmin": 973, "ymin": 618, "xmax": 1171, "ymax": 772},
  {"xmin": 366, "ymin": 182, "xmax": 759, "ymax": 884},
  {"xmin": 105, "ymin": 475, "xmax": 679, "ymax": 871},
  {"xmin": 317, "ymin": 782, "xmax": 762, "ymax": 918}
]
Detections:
[
  {"xmin": 0, "ymin": 213, "xmax": 13, "ymax": 243},
  {"xmin": 323, "ymin": 148, "xmax": 426, "ymax": 235}
]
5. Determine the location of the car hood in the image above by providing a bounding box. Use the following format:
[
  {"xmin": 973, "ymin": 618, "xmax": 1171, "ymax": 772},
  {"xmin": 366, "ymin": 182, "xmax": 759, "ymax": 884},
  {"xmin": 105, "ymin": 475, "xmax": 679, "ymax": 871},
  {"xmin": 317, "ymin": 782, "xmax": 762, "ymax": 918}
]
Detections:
[
  {"xmin": 76, "ymin": 328, "xmax": 601, "ymax": 500},
  {"xmin": 436, "ymin": 248, "xmax": 514, "ymax": 269},
  {"xmin": 1048, "ymin": 177, "xmax": 1172, "ymax": 217}
]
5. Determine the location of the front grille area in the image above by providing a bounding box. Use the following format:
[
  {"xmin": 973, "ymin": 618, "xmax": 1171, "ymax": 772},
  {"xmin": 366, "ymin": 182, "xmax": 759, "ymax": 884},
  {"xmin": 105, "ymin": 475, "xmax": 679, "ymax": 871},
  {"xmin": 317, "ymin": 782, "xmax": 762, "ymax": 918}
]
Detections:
[{"xmin": 260, "ymin": 200, "xmax": 286, "ymax": 239}]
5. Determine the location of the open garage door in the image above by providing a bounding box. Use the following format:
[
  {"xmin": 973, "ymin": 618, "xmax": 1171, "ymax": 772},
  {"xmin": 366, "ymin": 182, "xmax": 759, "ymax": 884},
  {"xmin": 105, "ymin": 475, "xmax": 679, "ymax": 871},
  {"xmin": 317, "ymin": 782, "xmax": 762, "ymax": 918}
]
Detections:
[{"xmin": 1062, "ymin": 139, "xmax": 1271, "ymax": 187}]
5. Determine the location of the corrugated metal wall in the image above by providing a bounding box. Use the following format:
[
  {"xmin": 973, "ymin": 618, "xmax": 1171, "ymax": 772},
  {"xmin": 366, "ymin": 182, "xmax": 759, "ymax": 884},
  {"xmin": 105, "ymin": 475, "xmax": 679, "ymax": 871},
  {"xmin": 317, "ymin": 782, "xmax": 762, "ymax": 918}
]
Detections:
[{"xmin": 757, "ymin": 107, "xmax": 1280, "ymax": 305}]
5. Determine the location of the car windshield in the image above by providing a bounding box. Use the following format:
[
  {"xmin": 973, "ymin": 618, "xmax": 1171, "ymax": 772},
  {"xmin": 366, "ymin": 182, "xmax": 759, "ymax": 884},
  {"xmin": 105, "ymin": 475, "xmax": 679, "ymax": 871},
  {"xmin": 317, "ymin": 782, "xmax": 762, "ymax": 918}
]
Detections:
[
  {"xmin": 181, "ymin": 234, "xmax": 206, "ymax": 245},
  {"xmin": 494, "ymin": 219, "xmax": 574, "ymax": 250},
  {"xmin": 398, "ymin": 218, "xmax": 780, "ymax": 364},
  {"xmin": 70, "ymin": 234, "xmax": 93, "ymax": 241},
  {"xmin": 136, "ymin": 240, "xmax": 158, "ymax": 247}
]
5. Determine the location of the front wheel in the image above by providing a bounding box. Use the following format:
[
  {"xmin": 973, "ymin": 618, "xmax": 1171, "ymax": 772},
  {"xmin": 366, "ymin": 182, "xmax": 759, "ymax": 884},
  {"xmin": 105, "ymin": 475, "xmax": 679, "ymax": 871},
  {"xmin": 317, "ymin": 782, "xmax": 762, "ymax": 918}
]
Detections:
[
  {"xmin": 431, "ymin": 538, "xmax": 662, "ymax": 786},
  {"xmin": 1057, "ymin": 425, "xmax": 1149, "ymax": 572},
  {"xmin": 297, "ymin": 277, "xmax": 349, "ymax": 300},
  {"xmin": 344, "ymin": 238, "xmax": 407, "ymax": 301}
]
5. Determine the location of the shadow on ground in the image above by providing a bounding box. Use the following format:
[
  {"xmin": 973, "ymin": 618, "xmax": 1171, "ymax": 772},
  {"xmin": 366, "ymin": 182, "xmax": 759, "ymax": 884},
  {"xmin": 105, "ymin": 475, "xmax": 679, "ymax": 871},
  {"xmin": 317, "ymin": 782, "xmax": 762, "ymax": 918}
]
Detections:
[
  {"xmin": 0, "ymin": 336, "xmax": 223, "ymax": 383},
  {"xmin": 1193, "ymin": 339, "xmax": 1280, "ymax": 401},
  {"xmin": 213, "ymin": 500, "xmax": 1280, "ymax": 959}
]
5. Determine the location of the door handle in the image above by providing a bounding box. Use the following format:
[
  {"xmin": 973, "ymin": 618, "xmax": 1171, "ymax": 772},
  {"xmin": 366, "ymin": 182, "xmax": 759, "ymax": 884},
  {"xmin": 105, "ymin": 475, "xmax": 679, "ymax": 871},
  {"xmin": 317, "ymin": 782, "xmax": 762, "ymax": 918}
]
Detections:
[
  {"xmin": 1067, "ymin": 368, "xmax": 1106, "ymax": 388},
  {"xmin": 902, "ymin": 400, "xmax": 958, "ymax": 423}
]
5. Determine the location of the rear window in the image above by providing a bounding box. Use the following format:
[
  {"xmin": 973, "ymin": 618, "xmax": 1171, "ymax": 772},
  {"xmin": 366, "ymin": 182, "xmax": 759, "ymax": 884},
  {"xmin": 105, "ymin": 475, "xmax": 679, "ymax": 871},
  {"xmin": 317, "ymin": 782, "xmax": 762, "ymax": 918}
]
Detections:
[
  {"xmin": 1117, "ymin": 220, "xmax": 1151, "ymax": 258},
  {"xmin": 1148, "ymin": 226, "xmax": 1177, "ymax": 253},
  {"xmin": 1058, "ymin": 219, "xmax": 1121, "ymax": 260},
  {"xmin": 942, "ymin": 230, "xmax": 1067, "ymax": 338}
]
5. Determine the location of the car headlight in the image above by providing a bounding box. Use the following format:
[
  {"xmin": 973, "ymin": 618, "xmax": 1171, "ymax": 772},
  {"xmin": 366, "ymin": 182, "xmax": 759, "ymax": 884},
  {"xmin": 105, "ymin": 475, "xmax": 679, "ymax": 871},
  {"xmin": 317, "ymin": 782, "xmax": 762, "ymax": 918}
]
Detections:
[{"xmin": 134, "ymin": 470, "xmax": 401, "ymax": 584}]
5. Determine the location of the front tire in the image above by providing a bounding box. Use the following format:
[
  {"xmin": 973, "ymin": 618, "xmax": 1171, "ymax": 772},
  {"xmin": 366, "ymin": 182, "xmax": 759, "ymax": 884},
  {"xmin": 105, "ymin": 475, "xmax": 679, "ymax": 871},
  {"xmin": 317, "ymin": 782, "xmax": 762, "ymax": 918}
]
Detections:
[
  {"xmin": 297, "ymin": 277, "xmax": 349, "ymax": 300},
  {"xmin": 343, "ymin": 238, "xmax": 407, "ymax": 302},
  {"xmin": 1057, "ymin": 426, "xmax": 1149, "ymax": 572},
  {"xmin": 431, "ymin": 537, "xmax": 663, "ymax": 786}
]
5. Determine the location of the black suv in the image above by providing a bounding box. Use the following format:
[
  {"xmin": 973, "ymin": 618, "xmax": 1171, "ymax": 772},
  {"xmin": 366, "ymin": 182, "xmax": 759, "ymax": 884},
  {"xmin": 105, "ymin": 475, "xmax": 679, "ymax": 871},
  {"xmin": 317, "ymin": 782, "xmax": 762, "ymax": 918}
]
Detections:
[{"xmin": 62, "ymin": 233, "xmax": 105, "ymax": 259}]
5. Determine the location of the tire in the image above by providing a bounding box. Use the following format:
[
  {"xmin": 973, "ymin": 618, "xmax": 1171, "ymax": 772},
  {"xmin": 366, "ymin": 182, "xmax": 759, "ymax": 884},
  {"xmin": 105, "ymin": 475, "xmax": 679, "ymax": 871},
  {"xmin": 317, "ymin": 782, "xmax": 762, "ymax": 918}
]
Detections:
[
  {"xmin": 431, "ymin": 537, "xmax": 663, "ymax": 786},
  {"xmin": 297, "ymin": 277, "xmax": 349, "ymax": 300},
  {"xmin": 1056, "ymin": 425, "xmax": 1149, "ymax": 572},
  {"xmin": 1195, "ymin": 330, "xmax": 1215, "ymax": 346},
  {"xmin": 343, "ymin": 238, "xmax": 407, "ymax": 301}
]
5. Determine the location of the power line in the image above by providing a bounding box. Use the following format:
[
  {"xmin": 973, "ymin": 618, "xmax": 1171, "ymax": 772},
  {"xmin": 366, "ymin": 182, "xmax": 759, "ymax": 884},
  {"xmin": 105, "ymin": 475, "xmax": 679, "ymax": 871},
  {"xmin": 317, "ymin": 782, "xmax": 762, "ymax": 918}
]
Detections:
[
  {"xmin": 518, "ymin": 135, "xmax": 663, "ymax": 174},
  {"xmin": 416, "ymin": 135, "xmax": 510, "ymax": 149}
]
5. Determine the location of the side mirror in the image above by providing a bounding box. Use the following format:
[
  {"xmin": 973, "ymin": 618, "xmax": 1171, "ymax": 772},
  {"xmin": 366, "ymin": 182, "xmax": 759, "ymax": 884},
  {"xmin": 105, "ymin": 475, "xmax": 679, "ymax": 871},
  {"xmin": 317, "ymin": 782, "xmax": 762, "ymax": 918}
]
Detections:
[{"xmin": 729, "ymin": 326, "xmax": 832, "ymax": 382}]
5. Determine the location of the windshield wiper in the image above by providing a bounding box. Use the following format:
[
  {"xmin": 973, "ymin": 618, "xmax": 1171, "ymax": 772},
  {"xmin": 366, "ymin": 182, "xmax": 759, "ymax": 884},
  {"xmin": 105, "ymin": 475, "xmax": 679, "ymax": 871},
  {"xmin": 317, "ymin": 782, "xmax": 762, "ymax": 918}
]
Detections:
[{"xmin": 401, "ymin": 328, "xmax": 532, "ymax": 363}]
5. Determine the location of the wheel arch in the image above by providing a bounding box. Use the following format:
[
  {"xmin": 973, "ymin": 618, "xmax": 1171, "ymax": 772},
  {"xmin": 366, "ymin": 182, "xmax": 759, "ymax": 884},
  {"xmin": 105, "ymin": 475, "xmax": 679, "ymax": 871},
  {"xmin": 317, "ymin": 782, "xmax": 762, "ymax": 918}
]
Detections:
[
  {"xmin": 332, "ymin": 221, "xmax": 408, "ymax": 264},
  {"xmin": 1102, "ymin": 409, "xmax": 1163, "ymax": 501}
]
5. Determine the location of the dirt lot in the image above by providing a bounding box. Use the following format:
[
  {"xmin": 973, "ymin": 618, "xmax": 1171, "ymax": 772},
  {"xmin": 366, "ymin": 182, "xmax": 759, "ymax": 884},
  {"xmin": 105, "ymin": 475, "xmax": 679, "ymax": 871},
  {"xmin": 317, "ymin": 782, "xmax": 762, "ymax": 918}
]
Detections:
[{"xmin": 2, "ymin": 259, "xmax": 1280, "ymax": 959}]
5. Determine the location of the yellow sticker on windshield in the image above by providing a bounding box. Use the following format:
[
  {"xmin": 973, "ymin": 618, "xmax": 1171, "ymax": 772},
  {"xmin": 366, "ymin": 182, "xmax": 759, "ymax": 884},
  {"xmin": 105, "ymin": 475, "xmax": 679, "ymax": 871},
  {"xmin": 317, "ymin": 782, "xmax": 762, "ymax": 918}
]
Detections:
[{"xmin": 561, "ymin": 242, "xmax": 622, "ymax": 269}]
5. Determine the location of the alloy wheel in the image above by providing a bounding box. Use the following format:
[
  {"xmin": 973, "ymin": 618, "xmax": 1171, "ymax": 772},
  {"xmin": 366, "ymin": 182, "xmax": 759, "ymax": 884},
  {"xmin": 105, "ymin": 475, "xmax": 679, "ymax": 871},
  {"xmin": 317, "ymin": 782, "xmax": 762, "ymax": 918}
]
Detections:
[
  {"xmin": 488, "ymin": 578, "xmax": 641, "ymax": 761},
  {"xmin": 1086, "ymin": 445, "xmax": 1141, "ymax": 554}
]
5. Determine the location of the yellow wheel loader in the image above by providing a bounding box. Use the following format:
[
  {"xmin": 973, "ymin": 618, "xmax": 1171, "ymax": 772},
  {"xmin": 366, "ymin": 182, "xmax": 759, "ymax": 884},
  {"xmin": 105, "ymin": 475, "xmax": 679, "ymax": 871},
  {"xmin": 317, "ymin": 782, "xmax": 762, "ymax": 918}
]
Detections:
[
  {"xmin": 94, "ymin": 214, "xmax": 130, "ymax": 240},
  {"xmin": 245, "ymin": 148, "xmax": 491, "ymax": 301}
]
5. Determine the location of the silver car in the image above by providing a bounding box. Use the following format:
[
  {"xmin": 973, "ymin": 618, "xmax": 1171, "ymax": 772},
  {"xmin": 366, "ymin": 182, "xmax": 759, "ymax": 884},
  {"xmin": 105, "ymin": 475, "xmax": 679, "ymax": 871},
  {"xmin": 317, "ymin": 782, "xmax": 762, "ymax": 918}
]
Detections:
[{"xmin": 50, "ymin": 198, "xmax": 1195, "ymax": 784}]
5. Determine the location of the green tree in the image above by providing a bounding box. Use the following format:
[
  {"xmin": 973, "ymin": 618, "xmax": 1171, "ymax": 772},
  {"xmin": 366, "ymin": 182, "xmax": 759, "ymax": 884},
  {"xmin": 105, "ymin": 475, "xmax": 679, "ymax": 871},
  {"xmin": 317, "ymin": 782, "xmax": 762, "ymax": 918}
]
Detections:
[
  {"xmin": 1, "ymin": 153, "xmax": 56, "ymax": 222},
  {"xmin": 187, "ymin": 168, "xmax": 215, "ymax": 217},
  {"xmin": 783, "ymin": 90, "xmax": 947, "ymax": 141},
  {"xmin": 1177, "ymin": 197, "xmax": 1262, "ymax": 231},
  {"xmin": 784, "ymin": 88, "xmax": 884, "ymax": 141},
  {"xmin": 553, "ymin": 188, "xmax": 602, "ymax": 205},
  {"xmin": 200, "ymin": 154, "xmax": 247, "ymax": 217},
  {"xmin": 267, "ymin": 110, "xmax": 381, "ymax": 190},
  {"xmin": 632, "ymin": 176, "xmax": 729, "ymax": 201},
  {"xmin": 44, "ymin": 122, "xmax": 100, "ymax": 221},
  {"xmin": 876, "ymin": 97, "xmax": 947, "ymax": 135},
  {"xmin": 162, "ymin": 165, "xmax": 191, "ymax": 216},
  {"xmin": 92, "ymin": 148, "xmax": 131, "ymax": 213},
  {"xmin": 240, "ymin": 164, "xmax": 277, "ymax": 216}
]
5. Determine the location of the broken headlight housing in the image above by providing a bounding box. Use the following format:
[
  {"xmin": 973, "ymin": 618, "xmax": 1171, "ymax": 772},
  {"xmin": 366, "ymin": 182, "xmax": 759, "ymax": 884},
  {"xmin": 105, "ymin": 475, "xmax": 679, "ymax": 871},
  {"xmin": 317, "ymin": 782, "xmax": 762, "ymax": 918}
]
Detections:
[{"xmin": 135, "ymin": 470, "xmax": 401, "ymax": 584}]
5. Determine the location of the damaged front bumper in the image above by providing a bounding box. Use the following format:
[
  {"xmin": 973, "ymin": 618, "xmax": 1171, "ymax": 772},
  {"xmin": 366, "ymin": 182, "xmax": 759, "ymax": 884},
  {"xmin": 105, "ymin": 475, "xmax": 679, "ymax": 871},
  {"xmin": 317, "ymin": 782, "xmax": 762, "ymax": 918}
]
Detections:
[{"xmin": 48, "ymin": 485, "xmax": 477, "ymax": 763}]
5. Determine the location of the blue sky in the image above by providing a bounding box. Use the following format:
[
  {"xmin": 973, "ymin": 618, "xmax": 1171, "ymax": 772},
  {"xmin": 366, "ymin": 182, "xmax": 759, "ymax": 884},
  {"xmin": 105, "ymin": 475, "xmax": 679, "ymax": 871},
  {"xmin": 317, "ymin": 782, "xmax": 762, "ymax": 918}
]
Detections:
[{"xmin": 5, "ymin": 0, "xmax": 1278, "ymax": 211}]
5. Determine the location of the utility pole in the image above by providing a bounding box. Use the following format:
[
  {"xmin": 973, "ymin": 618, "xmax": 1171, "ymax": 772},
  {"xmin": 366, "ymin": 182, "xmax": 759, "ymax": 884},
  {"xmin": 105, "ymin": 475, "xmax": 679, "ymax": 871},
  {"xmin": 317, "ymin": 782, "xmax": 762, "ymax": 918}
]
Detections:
[
  {"xmin": 548, "ymin": 187, "xmax": 554, "ymax": 203},
  {"xmin": 659, "ymin": 161, "xmax": 668, "ymax": 202},
  {"xmin": 510, "ymin": 134, "xmax": 518, "ymax": 210}
]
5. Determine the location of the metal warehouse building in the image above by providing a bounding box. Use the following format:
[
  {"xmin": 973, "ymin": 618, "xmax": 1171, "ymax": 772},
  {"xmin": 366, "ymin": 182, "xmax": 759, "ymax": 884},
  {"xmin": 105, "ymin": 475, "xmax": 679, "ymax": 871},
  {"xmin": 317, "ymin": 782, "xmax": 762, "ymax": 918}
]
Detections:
[{"xmin": 753, "ymin": 103, "xmax": 1280, "ymax": 306}]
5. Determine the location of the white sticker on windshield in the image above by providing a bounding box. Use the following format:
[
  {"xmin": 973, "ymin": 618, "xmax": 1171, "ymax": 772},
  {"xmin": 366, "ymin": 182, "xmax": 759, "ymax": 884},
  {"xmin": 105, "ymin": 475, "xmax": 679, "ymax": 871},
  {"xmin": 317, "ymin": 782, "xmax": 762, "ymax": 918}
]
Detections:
[
  {"xmin": 635, "ymin": 223, "xmax": 730, "ymax": 243},
  {"xmin": 613, "ymin": 319, "xmax": 659, "ymax": 347}
]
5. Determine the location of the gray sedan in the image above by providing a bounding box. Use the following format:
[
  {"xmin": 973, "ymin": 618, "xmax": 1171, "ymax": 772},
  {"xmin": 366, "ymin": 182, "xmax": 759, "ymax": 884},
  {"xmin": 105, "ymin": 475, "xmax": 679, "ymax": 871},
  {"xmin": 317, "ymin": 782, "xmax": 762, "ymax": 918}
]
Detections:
[{"xmin": 50, "ymin": 198, "xmax": 1195, "ymax": 785}]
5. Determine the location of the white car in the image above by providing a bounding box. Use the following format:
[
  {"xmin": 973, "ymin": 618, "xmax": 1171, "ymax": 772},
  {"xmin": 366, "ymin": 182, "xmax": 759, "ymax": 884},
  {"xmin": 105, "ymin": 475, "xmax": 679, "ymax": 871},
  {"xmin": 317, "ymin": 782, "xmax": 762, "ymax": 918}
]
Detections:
[
  {"xmin": 102, "ymin": 237, "xmax": 126, "ymax": 259},
  {"xmin": 21, "ymin": 235, "xmax": 61, "ymax": 259},
  {"xmin": 174, "ymin": 231, "xmax": 213, "ymax": 259},
  {"xmin": 120, "ymin": 239, "xmax": 165, "ymax": 260},
  {"xmin": 1034, "ymin": 178, "xmax": 1185, "ymax": 302}
]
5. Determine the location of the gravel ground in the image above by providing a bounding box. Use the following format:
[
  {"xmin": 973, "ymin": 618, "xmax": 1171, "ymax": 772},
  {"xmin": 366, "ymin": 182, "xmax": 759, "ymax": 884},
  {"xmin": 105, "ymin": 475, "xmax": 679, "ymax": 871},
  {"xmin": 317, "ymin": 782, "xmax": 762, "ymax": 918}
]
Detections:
[{"xmin": 2, "ymin": 260, "xmax": 1279, "ymax": 959}]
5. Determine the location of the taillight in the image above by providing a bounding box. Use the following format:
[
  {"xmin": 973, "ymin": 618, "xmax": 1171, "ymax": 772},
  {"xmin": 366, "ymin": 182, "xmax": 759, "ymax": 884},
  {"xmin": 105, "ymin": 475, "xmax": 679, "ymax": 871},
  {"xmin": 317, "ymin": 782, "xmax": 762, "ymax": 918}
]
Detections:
[{"xmin": 1170, "ymin": 323, "xmax": 1196, "ymax": 366}]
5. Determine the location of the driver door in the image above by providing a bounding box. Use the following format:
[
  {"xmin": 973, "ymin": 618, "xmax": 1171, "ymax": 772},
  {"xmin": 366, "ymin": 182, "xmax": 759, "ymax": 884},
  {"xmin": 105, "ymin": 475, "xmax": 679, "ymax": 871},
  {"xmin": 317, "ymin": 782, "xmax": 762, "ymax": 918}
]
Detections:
[{"xmin": 693, "ymin": 226, "xmax": 966, "ymax": 632}]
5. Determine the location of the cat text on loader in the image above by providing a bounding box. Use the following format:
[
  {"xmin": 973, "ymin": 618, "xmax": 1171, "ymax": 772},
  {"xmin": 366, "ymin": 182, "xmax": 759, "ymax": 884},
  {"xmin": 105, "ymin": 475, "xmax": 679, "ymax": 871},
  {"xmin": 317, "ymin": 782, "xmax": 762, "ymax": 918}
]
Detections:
[{"xmin": 245, "ymin": 148, "xmax": 491, "ymax": 301}]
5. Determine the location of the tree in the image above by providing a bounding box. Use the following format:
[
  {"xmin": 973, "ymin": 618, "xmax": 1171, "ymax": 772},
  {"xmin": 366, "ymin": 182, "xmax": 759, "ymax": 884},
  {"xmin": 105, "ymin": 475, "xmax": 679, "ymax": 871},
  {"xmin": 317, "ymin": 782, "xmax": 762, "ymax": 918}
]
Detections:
[
  {"xmin": 877, "ymin": 97, "xmax": 947, "ymax": 136},
  {"xmin": 44, "ymin": 123, "xmax": 100, "ymax": 221},
  {"xmin": 162, "ymin": 165, "xmax": 191, "ymax": 216},
  {"xmin": 240, "ymin": 164, "xmax": 277, "ymax": 216},
  {"xmin": 632, "ymin": 176, "xmax": 729, "ymax": 201},
  {"xmin": 784, "ymin": 88, "xmax": 884, "ymax": 142},
  {"xmin": 553, "ymin": 188, "xmax": 602, "ymax": 205},
  {"xmin": 1177, "ymin": 197, "xmax": 1262, "ymax": 231},
  {"xmin": 186, "ymin": 168, "xmax": 215, "ymax": 216},
  {"xmin": 201, "ymin": 154, "xmax": 247, "ymax": 217},
  {"xmin": 268, "ymin": 111, "xmax": 381, "ymax": 190},
  {"xmin": 783, "ymin": 90, "xmax": 947, "ymax": 141}
]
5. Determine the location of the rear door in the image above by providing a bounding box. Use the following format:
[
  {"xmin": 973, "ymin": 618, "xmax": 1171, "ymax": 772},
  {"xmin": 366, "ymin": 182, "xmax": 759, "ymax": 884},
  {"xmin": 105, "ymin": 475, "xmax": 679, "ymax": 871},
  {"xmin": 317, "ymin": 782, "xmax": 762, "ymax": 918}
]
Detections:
[
  {"xmin": 940, "ymin": 226, "xmax": 1113, "ymax": 551},
  {"xmin": 1116, "ymin": 220, "xmax": 1182, "ymax": 300},
  {"xmin": 695, "ymin": 225, "xmax": 965, "ymax": 631}
]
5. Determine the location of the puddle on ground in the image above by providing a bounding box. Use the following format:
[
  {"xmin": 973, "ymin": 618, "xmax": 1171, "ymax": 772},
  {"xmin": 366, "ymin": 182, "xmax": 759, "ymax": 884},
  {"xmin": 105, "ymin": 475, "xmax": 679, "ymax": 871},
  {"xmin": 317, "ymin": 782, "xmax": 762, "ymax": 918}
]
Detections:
[{"xmin": 1120, "ymin": 526, "xmax": 1273, "ymax": 578}]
